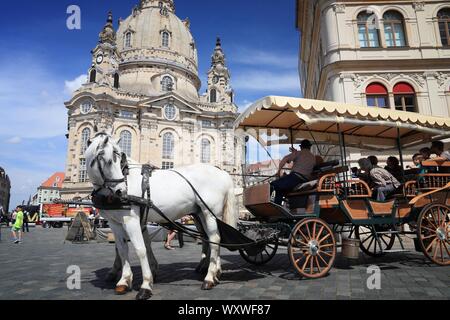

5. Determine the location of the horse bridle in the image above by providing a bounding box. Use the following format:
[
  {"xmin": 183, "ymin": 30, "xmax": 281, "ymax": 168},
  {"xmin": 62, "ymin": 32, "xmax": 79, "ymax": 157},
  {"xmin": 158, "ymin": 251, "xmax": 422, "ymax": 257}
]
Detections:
[{"xmin": 89, "ymin": 135, "xmax": 128, "ymax": 191}]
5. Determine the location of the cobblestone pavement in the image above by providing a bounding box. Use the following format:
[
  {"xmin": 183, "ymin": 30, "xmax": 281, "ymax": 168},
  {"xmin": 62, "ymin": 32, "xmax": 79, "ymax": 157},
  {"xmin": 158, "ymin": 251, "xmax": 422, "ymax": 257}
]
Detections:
[{"xmin": 0, "ymin": 226, "xmax": 448, "ymax": 300}]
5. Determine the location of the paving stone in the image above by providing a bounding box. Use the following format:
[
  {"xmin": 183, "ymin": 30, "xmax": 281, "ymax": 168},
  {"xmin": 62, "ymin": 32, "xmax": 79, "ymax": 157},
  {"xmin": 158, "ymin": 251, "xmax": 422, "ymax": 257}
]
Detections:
[{"xmin": 0, "ymin": 226, "xmax": 449, "ymax": 300}]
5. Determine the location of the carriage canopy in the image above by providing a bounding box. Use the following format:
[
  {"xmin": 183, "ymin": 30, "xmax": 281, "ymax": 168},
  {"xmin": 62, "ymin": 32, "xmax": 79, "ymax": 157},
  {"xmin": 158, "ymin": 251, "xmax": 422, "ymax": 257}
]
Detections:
[{"xmin": 234, "ymin": 96, "xmax": 450, "ymax": 151}]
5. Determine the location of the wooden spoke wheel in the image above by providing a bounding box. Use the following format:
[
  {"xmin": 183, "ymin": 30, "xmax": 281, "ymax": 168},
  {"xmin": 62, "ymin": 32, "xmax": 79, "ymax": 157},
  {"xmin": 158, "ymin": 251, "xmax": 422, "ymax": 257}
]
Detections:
[
  {"xmin": 355, "ymin": 225, "xmax": 395, "ymax": 257},
  {"xmin": 417, "ymin": 204, "xmax": 450, "ymax": 266},
  {"xmin": 239, "ymin": 241, "xmax": 278, "ymax": 266},
  {"xmin": 288, "ymin": 218, "xmax": 336, "ymax": 279}
]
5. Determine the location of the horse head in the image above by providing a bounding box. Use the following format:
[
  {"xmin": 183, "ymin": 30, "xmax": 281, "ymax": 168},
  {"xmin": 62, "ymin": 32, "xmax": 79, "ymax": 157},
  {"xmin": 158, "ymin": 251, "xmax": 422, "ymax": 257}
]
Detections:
[{"xmin": 85, "ymin": 129, "xmax": 128, "ymax": 198}]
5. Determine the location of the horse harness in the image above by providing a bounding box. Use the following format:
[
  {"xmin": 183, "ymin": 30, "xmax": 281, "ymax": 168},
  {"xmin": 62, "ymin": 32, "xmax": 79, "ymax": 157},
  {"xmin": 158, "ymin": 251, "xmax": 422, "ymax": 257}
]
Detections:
[{"xmin": 91, "ymin": 152, "xmax": 269, "ymax": 253}]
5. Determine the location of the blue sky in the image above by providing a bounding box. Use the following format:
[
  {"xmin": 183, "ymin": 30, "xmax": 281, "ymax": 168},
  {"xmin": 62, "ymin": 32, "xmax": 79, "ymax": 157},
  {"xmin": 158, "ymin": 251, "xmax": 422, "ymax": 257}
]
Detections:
[{"xmin": 0, "ymin": 0, "xmax": 301, "ymax": 207}]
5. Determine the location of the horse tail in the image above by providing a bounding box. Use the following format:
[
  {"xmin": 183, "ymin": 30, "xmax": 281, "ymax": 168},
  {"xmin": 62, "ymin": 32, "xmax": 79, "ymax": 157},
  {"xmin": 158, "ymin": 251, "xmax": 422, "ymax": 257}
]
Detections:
[{"xmin": 222, "ymin": 183, "xmax": 238, "ymax": 229}]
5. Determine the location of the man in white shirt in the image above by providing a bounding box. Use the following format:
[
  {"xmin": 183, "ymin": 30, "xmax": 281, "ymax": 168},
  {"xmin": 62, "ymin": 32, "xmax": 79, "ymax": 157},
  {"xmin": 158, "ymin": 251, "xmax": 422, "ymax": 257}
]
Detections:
[{"xmin": 271, "ymin": 140, "xmax": 317, "ymax": 205}]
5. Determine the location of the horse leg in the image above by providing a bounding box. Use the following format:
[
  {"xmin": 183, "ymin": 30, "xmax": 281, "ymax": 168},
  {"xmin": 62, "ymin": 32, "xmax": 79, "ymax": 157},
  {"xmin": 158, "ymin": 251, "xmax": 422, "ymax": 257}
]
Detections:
[
  {"xmin": 193, "ymin": 215, "xmax": 210, "ymax": 274},
  {"xmin": 123, "ymin": 216, "xmax": 153, "ymax": 300},
  {"xmin": 107, "ymin": 223, "xmax": 158, "ymax": 282},
  {"xmin": 109, "ymin": 221, "xmax": 133, "ymax": 295},
  {"xmin": 200, "ymin": 213, "xmax": 221, "ymax": 290}
]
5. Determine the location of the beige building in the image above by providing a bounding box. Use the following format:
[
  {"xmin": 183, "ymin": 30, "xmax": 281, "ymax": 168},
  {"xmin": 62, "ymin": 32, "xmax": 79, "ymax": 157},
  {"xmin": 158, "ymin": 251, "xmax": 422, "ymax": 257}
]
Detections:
[
  {"xmin": 61, "ymin": 0, "xmax": 243, "ymax": 200},
  {"xmin": 296, "ymin": 0, "xmax": 450, "ymax": 163},
  {"xmin": 0, "ymin": 167, "xmax": 11, "ymax": 213}
]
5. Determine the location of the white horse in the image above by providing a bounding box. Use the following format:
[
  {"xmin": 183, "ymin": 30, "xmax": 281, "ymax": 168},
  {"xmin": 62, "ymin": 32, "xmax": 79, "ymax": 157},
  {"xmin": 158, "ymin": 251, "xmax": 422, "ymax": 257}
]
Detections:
[{"xmin": 85, "ymin": 131, "xmax": 238, "ymax": 300}]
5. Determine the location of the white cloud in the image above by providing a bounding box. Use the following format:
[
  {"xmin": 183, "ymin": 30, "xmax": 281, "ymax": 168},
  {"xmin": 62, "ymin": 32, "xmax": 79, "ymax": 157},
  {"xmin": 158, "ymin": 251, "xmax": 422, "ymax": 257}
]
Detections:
[
  {"xmin": 6, "ymin": 136, "xmax": 22, "ymax": 144},
  {"xmin": 233, "ymin": 70, "xmax": 300, "ymax": 92},
  {"xmin": 64, "ymin": 74, "xmax": 87, "ymax": 95}
]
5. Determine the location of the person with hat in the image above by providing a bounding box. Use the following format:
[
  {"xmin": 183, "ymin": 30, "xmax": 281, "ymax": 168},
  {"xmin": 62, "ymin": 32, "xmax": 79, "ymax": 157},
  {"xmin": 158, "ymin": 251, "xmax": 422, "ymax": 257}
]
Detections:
[{"xmin": 271, "ymin": 139, "xmax": 317, "ymax": 205}]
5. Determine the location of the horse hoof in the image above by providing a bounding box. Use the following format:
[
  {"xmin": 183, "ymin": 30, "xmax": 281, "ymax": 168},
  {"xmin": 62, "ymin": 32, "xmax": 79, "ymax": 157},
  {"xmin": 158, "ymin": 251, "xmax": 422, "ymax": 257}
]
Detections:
[
  {"xmin": 136, "ymin": 288, "xmax": 153, "ymax": 301},
  {"xmin": 115, "ymin": 285, "xmax": 130, "ymax": 295},
  {"xmin": 201, "ymin": 281, "xmax": 215, "ymax": 291}
]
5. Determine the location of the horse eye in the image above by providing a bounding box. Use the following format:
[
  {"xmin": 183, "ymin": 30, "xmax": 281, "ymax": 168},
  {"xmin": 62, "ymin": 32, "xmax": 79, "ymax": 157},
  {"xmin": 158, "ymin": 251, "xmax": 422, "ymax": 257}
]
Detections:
[{"xmin": 87, "ymin": 140, "xmax": 92, "ymax": 147}]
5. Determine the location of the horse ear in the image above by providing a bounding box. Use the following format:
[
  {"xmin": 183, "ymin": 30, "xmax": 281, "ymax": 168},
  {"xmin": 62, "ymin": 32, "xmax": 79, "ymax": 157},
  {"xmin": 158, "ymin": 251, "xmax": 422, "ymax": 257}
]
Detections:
[{"xmin": 106, "ymin": 126, "xmax": 114, "ymax": 137}]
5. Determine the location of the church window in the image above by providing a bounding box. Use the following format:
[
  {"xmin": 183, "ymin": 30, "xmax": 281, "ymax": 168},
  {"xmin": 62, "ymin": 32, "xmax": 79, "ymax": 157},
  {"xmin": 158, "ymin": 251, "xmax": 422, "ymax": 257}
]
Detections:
[
  {"xmin": 438, "ymin": 8, "xmax": 450, "ymax": 46},
  {"xmin": 366, "ymin": 83, "xmax": 389, "ymax": 108},
  {"xmin": 164, "ymin": 104, "xmax": 177, "ymax": 121},
  {"xmin": 125, "ymin": 32, "xmax": 132, "ymax": 48},
  {"xmin": 210, "ymin": 89, "xmax": 217, "ymax": 103},
  {"xmin": 79, "ymin": 159, "xmax": 87, "ymax": 183},
  {"xmin": 89, "ymin": 69, "xmax": 96, "ymax": 83},
  {"xmin": 162, "ymin": 132, "xmax": 175, "ymax": 160},
  {"xmin": 383, "ymin": 11, "xmax": 406, "ymax": 47},
  {"xmin": 393, "ymin": 82, "xmax": 416, "ymax": 113},
  {"xmin": 80, "ymin": 128, "xmax": 91, "ymax": 155},
  {"xmin": 119, "ymin": 130, "xmax": 132, "ymax": 157},
  {"xmin": 201, "ymin": 139, "xmax": 211, "ymax": 164},
  {"xmin": 357, "ymin": 11, "xmax": 380, "ymax": 48},
  {"xmin": 114, "ymin": 73, "xmax": 120, "ymax": 89},
  {"xmin": 162, "ymin": 31, "xmax": 170, "ymax": 47},
  {"xmin": 81, "ymin": 101, "xmax": 93, "ymax": 114},
  {"xmin": 120, "ymin": 110, "xmax": 134, "ymax": 119},
  {"xmin": 161, "ymin": 76, "xmax": 174, "ymax": 92},
  {"xmin": 202, "ymin": 120, "xmax": 214, "ymax": 128}
]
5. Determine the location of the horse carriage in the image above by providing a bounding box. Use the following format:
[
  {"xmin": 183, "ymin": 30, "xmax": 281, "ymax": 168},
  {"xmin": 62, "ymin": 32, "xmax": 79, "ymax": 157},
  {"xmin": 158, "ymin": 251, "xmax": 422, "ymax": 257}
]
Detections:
[{"xmin": 234, "ymin": 96, "xmax": 450, "ymax": 279}]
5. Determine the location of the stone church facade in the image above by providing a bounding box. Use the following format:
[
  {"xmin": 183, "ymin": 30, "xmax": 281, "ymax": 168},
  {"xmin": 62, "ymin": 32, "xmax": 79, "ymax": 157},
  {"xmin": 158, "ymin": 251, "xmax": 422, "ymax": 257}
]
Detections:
[{"xmin": 61, "ymin": 0, "xmax": 243, "ymax": 200}]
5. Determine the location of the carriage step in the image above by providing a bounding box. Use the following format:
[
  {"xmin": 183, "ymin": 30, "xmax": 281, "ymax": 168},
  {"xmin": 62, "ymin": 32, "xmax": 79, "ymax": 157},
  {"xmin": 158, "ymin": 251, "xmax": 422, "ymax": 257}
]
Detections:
[{"xmin": 383, "ymin": 249, "xmax": 409, "ymax": 253}]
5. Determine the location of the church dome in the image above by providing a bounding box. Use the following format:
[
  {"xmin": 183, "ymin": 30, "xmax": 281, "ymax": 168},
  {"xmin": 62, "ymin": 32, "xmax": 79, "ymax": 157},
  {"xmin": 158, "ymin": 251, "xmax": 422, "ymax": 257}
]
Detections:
[{"xmin": 116, "ymin": 0, "xmax": 200, "ymax": 99}]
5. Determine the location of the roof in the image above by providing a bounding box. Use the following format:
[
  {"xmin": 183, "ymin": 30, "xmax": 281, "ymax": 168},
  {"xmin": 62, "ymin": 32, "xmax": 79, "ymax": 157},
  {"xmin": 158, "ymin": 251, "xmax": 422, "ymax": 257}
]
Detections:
[
  {"xmin": 234, "ymin": 96, "xmax": 450, "ymax": 151},
  {"xmin": 41, "ymin": 173, "xmax": 65, "ymax": 189}
]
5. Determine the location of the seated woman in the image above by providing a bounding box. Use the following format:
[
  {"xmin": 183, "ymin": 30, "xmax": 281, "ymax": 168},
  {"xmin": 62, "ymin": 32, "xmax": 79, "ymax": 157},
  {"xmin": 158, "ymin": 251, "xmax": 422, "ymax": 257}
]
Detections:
[
  {"xmin": 271, "ymin": 139, "xmax": 317, "ymax": 205},
  {"xmin": 358, "ymin": 158, "xmax": 401, "ymax": 202}
]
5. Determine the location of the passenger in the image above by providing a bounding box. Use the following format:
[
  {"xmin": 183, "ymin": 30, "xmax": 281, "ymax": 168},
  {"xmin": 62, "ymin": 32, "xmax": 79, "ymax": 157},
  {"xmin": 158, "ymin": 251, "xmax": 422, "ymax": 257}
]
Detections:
[
  {"xmin": 271, "ymin": 139, "xmax": 316, "ymax": 205},
  {"xmin": 368, "ymin": 156, "xmax": 379, "ymax": 167},
  {"xmin": 419, "ymin": 147, "xmax": 431, "ymax": 161},
  {"xmin": 358, "ymin": 158, "xmax": 401, "ymax": 202},
  {"xmin": 385, "ymin": 156, "xmax": 403, "ymax": 182},
  {"xmin": 430, "ymin": 141, "xmax": 450, "ymax": 160}
]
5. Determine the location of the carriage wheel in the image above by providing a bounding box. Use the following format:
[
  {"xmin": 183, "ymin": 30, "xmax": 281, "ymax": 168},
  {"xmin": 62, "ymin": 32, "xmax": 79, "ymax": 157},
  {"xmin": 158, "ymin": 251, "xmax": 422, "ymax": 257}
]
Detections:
[
  {"xmin": 239, "ymin": 241, "xmax": 278, "ymax": 266},
  {"xmin": 417, "ymin": 204, "xmax": 450, "ymax": 266},
  {"xmin": 288, "ymin": 218, "xmax": 336, "ymax": 279},
  {"xmin": 355, "ymin": 225, "xmax": 395, "ymax": 257}
]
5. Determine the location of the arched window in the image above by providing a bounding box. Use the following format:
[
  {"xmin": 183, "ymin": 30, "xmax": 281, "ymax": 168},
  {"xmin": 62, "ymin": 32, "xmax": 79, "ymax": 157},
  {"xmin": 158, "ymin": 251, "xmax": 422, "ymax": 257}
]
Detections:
[
  {"xmin": 114, "ymin": 73, "xmax": 120, "ymax": 89},
  {"xmin": 394, "ymin": 83, "xmax": 416, "ymax": 112},
  {"xmin": 80, "ymin": 128, "xmax": 91, "ymax": 155},
  {"xmin": 161, "ymin": 76, "xmax": 173, "ymax": 92},
  {"xmin": 210, "ymin": 89, "xmax": 217, "ymax": 103},
  {"xmin": 89, "ymin": 69, "xmax": 96, "ymax": 83},
  {"xmin": 162, "ymin": 132, "xmax": 174, "ymax": 160},
  {"xmin": 119, "ymin": 130, "xmax": 132, "ymax": 157},
  {"xmin": 125, "ymin": 32, "xmax": 132, "ymax": 48},
  {"xmin": 79, "ymin": 159, "xmax": 87, "ymax": 183},
  {"xmin": 438, "ymin": 8, "xmax": 450, "ymax": 46},
  {"xmin": 383, "ymin": 11, "xmax": 406, "ymax": 47},
  {"xmin": 201, "ymin": 139, "xmax": 211, "ymax": 164},
  {"xmin": 366, "ymin": 83, "xmax": 389, "ymax": 108},
  {"xmin": 357, "ymin": 11, "xmax": 380, "ymax": 48},
  {"xmin": 162, "ymin": 31, "xmax": 170, "ymax": 47}
]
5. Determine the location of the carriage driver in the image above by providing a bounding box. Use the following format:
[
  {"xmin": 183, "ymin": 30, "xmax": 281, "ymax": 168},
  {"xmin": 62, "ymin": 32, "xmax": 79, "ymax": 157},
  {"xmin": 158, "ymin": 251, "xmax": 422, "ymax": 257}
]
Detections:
[{"xmin": 271, "ymin": 139, "xmax": 317, "ymax": 205}]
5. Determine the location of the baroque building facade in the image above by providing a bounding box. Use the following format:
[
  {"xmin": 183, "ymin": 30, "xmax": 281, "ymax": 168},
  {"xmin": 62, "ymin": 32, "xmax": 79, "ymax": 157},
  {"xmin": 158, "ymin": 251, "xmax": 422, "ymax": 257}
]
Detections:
[
  {"xmin": 296, "ymin": 0, "xmax": 450, "ymax": 164},
  {"xmin": 61, "ymin": 0, "xmax": 243, "ymax": 200},
  {"xmin": 296, "ymin": 0, "xmax": 450, "ymax": 116}
]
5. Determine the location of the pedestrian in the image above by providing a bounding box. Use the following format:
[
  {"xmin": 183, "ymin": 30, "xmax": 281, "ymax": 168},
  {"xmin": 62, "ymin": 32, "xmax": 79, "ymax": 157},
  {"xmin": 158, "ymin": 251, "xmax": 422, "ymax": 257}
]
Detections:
[
  {"xmin": 164, "ymin": 230, "xmax": 177, "ymax": 250},
  {"xmin": 22, "ymin": 210, "xmax": 30, "ymax": 233},
  {"xmin": 11, "ymin": 206, "xmax": 24, "ymax": 244}
]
